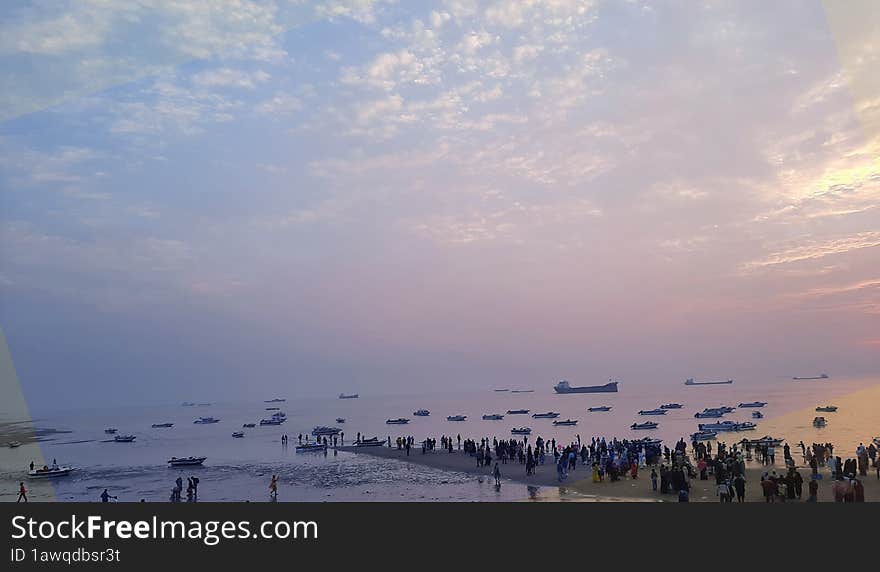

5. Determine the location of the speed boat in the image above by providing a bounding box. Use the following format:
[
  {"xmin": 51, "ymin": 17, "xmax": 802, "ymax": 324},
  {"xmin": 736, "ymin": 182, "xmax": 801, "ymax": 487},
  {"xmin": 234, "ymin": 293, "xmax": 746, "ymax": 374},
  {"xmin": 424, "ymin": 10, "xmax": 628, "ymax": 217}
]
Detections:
[
  {"xmin": 660, "ymin": 403, "xmax": 683, "ymax": 409},
  {"xmin": 752, "ymin": 411, "xmax": 764, "ymax": 419},
  {"xmin": 168, "ymin": 456, "xmax": 206, "ymax": 467},
  {"xmin": 113, "ymin": 435, "xmax": 136, "ymax": 442},
  {"xmin": 151, "ymin": 423, "xmax": 174, "ymax": 428},
  {"xmin": 588, "ymin": 406, "xmax": 612, "ymax": 412},
  {"xmin": 385, "ymin": 418, "xmax": 410, "ymax": 425},
  {"xmin": 193, "ymin": 417, "xmax": 220, "ymax": 424},
  {"xmin": 507, "ymin": 409, "xmax": 530, "ymax": 415},
  {"xmin": 698, "ymin": 421, "xmax": 755, "ymax": 432},
  {"xmin": 295, "ymin": 443, "xmax": 327, "ymax": 453},
  {"xmin": 812, "ymin": 416, "xmax": 827, "ymax": 428},
  {"xmin": 232, "ymin": 431, "xmax": 245, "ymax": 438},
  {"xmin": 815, "ymin": 406, "xmax": 838, "ymax": 413},
  {"xmin": 738, "ymin": 402, "xmax": 767, "ymax": 408},
  {"xmin": 312, "ymin": 426, "xmax": 342, "ymax": 436},
  {"xmin": 744, "ymin": 436, "xmax": 785, "ymax": 447},
  {"xmin": 631, "ymin": 422, "xmax": 658, "ymax": 430},
  {"xmin": 355, "ymin": 437, "xmax": 384, "ymax": 447},
  {"xmin": 694, "ymin": 410, "xmax": 724, "ymax": 418},
  {"xmin": 260, "ymin": 418, "xmax": 285, "ymax": 425},
  {"xmin": 413, "ymin": 409, "xmax": 430, "ymax": 416},
  {"xmin": 635, "ymin": 437, "xmax": 662, "ymax": 446},
  {"xmin": 552, "ymin": 419, "xmax": 578, "ymax": 426},
  {"xmin": 242, "ymin": 423, "xmax": 256, "ymax": 428},
  {"xmin": 638, "ymin": 409, "xmax": 667, "ymax": 416},
  {"xmin": 446, "ymin": 415, "xmax": 467, "ymax": 421},
  {"xmin": 510, "ymin": 427, "xmax": 532, "ymax": 435},
  {"xmin": 691, "ymin": 430, "xmax": 717, "ymax": 441},
  {"xmin": 482, "ymin": 414, "xmax": 504, "ymax": 420},
  {"xmin": 531, "ymin": 412, "xmax": 560, "ymax": 419},
  {"xmin": 28, "ymin": 465, "xmax": 75, "ymax": 479}
]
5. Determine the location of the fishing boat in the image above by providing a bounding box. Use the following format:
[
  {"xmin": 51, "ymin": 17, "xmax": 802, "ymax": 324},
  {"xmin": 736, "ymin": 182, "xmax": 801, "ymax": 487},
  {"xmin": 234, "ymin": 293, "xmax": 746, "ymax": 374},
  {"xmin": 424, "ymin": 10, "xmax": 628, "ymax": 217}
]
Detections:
[
  {"xmin": 694, "ymin": 410, "xmax": 724, "ymax": 418},
  {"xmin": 181, "ymin": 402, "xmax": 196, "ymax": 407},
  {"xmin": 635, "ymin": 437, "xmax": 662, "ymax": 446},
  {"xmin": 752, "ymin": 411, "xmax": 764, "ymax": 419},
  {"xmin": 507, "ymin": 409, "xmax": 530, "ymax": 415},
  {"xmin": 510, "ymin": 427, "xmax": 532, "ymax": 435},
  {"xmin": 660, "ymin": 403, "xmax": 683, "ymax": 409},
  {"xmin": 553, "ymin": 419, "xmax": 578, "ymax": 426},
  {"xmin": 812, "ymin": 416, "xmax": 827, "ymax": 428},
  {"xmin": 151, "ymin": 423, "xmax": 174, "ymax": 428},
  {"xmin": 311, "ymin": 426, "xmax": 342, "ymax": 436},
  {"xmin": 104, "ymin": 428, "xmax": 118, "ymax": 434},
  {"xmin": 482, "ymin": 414, "xmax": 504, "ymax": 420},
  {"xmin": 793, "ymin": 374, "xmax": 829, "ymax": 381},
  {"xmin": 493, "ymin": 388, "xmax": 510, "ymax": 392},
  {"xmin": 554, "ymin": 379, "xmax": 619, "ymax": 394},
  {"xmin": 745, "ymin": 436, "xmax": 785, "ymax": 447},
  {"xmin": 685, "ymin": 378, "xmax": 733, "ymax": 386},
  {"xmin": 691, "ymin": 430, "xmax": 717, "ymax": 440},
  {"xmin": 338, "ymin": 393, "xmax": 359, "ymax": 399},
  {"xmin": 8, "ymin": 441, "xmax": 22, "ymax": 448},
  {"xmin": 242, "ymin": 423, "xmax": 256, "ymax": 428},
  {"xmin": 738, "ymin": 402, "xmax": 767, "ymax": 408},
  {"xmin": 28, "ymin": 465, "xmax": 75, "ymax": 479},
  {"xmin": 638, "ymin": 409, "xmax": 667, "ymax": 416},
  {"xmin": 698, "ymin": 421, "xmax": 755, "ymax": 432},
  {"xmin": 413, "ymin": 409, "xmax": 430, "ymax": 416},
  {"xmin": 265, "ymin": 407, "xmax": 280, "ymax": 411},
  {"xmin": 385, "ymin": 418, "xmax": 410, "ymax": 425},
  {"xmin": 531, "ymin": 412, "xmax": 560, "ymax": 419},
  {"xmin": 232, "ymin": 431, "xmax": 245, "ymax": 438},
  {"xmin": 259, "ymin": 418, "xmax": 285, "ymax": 425},
  {"xmin": 355, "ymin": 437, "xmax": 384, "ymax": 447},
  {"xmin": 264, "ymin": 398, "xmax": 286, "ymax": 403},
  {"xmin": 295, "ymin": 443, "xmax": 327, "ymax": 453},
  {"xmin": 113, "ymin": 435, "xmax": 136, "ymax": 442},
  {"xmin": 631, "ymin": 422, "xmax": 658, "ymax": 430},
  {"xmin": 447, "ymin": 415, "xmax": 467, "ymax": 421},
  {"xmin": 335, "ymin": 417, "xmax": 346, "ymax": 423},
  {"xmin": 815, "ymin": 406, "xmax": 838, "ymax": 413},
  {"xmin": 193, "ymin": 417, "xmax": 220, "ymax": 424},
  {"xmin": 588, "ymin": 406, "xmax": 612, "ymax": 412},
  {"xmin": 168, "ymin": 456, "xmax": 206, "ymax": 467}
]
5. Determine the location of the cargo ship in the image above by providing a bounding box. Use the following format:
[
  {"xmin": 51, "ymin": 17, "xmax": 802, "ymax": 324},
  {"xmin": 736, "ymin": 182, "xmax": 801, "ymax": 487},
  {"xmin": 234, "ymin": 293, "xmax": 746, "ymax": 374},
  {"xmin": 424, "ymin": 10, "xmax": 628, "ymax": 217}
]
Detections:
[{"xmin": 553, "ymin": 380, "xmax": 619, "ymax": 394}]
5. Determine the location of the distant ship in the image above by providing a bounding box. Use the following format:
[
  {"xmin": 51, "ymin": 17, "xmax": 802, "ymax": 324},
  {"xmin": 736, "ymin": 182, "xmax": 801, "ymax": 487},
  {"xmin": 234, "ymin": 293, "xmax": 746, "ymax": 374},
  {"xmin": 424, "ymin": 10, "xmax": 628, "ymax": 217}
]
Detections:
[
  {"xmin": 510, "ymin": 389, "xmax": 534, "ymax": 393},
  {"xmin": 339, "ymin": 393, "xmax": 359, "ymax": 399},
  {"xmin": 553, "ymin": 380, "xmax": 619, "ymax": 394},
  {"xmin": 685, "ymin": 378, "xmax": 733, "ymax": 386},
  {"xmin": 264, "ymin": 398, "xmax": 286, "ymax": 403},
  {"xmin": 792, "ymin": 374, "xmax": 829, "ymax": 381}
]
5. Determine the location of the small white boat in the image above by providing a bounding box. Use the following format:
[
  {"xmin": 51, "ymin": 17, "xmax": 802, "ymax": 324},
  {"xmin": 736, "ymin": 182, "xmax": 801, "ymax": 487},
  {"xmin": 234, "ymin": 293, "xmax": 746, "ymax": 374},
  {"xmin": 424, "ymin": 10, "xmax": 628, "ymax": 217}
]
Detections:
[
  {"xmin": 511, "ymin": 427, "xmax": 532, "ymax": 435},
  {"xmin": 296, "ymin": 443, "xmax": 327, "ymax": 453},
  {"xmin": 168, "ymin": 456, "xmax": 206, "ymax": 466},
  {"xmin": 446, "ymin": 415, "xmax": 467, "ymax": 421},
  {"xmin": 553, "ymin": 419, "xmax": 578, "ymax": 426},
  {"xmin": 815, "ymin": 405, "xmax": 838, "ymax": 413},
  {"xmin": 531, "ymin": 412, "xmax": 560, "ymax": 419},
  {"xmin": 812, "ymin": 416, "xmax": 827, "ymax": 428},
  {"xmin": 193, "ymin": 417, "xmax": 220, "ymax": 424},
  {"xmin": 482, "ymin": 414, "xmax": 504, "ymax": 420},
  {"xmin": 638, "ymin": 409, "xmax": 667, "ymax": 416},
  {"xmin": 104, "ymin": 428, "xmax": 118, "ymax": 434},
  {"xmin": 28, "ymin": 465, "xmax": 75, "ymax": 479},
  {"xmin": 385, "ymin": 418, "xmax": 410, "ymax": 425},
  {"xmin": 8, "ymin": 441, "xmax": 22, "ymax": 448},
  {"xmin": 113, "ymin": 435, "xmax": 136, "ymax": 442},
  {"xmin": 232, "ymin": 431, "xmax": 245, "ymax": 438},
  {"xmin": 151, "ymin": 423, "xmax": 174, "ymax": 428},
  {"xmin": 413, "ymin": 409, "xmax": 430, "ymax": 416},
  {"xmin": 631, "ymin": 422, "xmax": 658, "ymax": 430},
  {"xmin": 335, "ymin": 417, "xmax": 346, "ymax": 423},
  {"xmin": 588, "ymin": 406, "xmax": 611, "ymax": 412}
]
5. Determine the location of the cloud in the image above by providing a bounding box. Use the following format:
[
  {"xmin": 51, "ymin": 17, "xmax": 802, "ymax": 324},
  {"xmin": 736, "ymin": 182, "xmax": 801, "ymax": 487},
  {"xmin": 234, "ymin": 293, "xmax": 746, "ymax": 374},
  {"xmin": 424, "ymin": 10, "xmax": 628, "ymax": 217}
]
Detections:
[{"xmin": 743, "ymin": 231, "xmax": 880, "ymax": 271}]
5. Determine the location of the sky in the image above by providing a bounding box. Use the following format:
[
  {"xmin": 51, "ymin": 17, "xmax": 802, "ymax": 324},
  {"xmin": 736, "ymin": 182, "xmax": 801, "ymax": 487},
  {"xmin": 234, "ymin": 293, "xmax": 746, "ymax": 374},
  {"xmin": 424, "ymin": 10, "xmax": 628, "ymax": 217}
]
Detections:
[{"xmin": 0, "ymin": 0, "xmax": 878, "ymax": 410}]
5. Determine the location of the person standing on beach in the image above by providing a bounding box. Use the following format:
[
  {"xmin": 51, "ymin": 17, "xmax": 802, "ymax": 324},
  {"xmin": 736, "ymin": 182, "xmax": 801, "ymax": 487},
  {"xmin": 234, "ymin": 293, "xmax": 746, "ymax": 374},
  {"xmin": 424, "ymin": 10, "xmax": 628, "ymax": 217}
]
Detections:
[
  {"xmin": 29, "ymin": 461, "xmax": 34, "ymax": 472},
  {"xmin": 733, "ymin": 474, "xmax": 745, "ymax": 502},
  {"xmin": 100, "ymin": 489, "xmax": 117, "ymax": 503},
  {"xmin": 17, "ymin": 482, "xmax": 27, "ymax": 503},
  {"xmin": 807, "ymin": 478, "xmax": 819, "ymax": 502}
]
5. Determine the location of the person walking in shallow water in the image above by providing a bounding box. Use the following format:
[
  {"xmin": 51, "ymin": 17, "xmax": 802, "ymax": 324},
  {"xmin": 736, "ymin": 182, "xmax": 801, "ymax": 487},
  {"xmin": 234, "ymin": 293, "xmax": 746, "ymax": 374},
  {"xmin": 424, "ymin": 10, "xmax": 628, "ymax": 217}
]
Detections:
[
  {"xmin": 17, "ymin": 482, "xmax": 27, "ymax": 503},
  {"xmin": 493, "ymin": 463, "xmax": 502, "ymax": 486}
]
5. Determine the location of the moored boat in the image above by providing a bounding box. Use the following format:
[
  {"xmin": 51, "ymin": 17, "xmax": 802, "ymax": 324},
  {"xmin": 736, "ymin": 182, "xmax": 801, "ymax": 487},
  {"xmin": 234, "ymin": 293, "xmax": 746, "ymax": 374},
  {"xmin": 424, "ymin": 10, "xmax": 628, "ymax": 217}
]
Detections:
[
  {"xmin": 104, "ymin": 428, "xmax": 118, "ymax": 434},
  {"xmin": 812, "ymin": 416, "xmax": 827, "ymax": 427},
  {"xmin": 232, "ymin": 431, "xmax": 245, "ymax": 438},
  {"xmin": 793, "ymin": 374, "xmax": 829, "ymax": 381},
  {"xmin": 631, "ymin": 422, "xmax": 658, "ymax": 430},
  {"xmin": 752, "ymin": 411, "xmax": 763, "ymax": 419},
  {"xmin": 385, "ymin": 418, "xmax": 409, "ymax": 425},
  {"xmin": 691, "ymin": 430, "xmax": 717, "ymax": 440},
  {"xmin": 531, "ymin": 412, "xmax": 560, "ymax": 419},
  {"xmin": 295, "ymin": 443, "xmax": 327, "ymax": 453},
  {"xmin": 482, "ymin": 414, "xmax": 504, "ymax": 420},
  {"xmin": 447, "ymin": 415, "xmax": 467, "ymax": 421},
  {"xmin": 151, "ymin": 423, "xmax": 174, "ymax": 428},
  {"xmin": 264, "ymin": 398, "xmax": 286, "ymax": 403},
  {"xmin": 113, "ymin": 435, "xmax": 136, "ymax": 442},
  {"xmin": 638, "ymin": 409, "xmax": 667, "ymax": 416},
  {"xmin": 588, "ymin": 406, "xmax": 611, "ymax": 412},
  {"xmin": 336, "ymin": 417, "xmax": 346, "ymax": 423},
  {"xmin": 312, "ymin": 426, "xmax": 342, "ymax": 436},
  {"xmin": 815, "ymin": 405, "xmax": 838, "ymax": 413},
  {"xmin": 510, "ymin": 427, "xmax": 532, "ymax": 435},
  {"xmin": 259, "ymin": 418, "xmax": 285, "ymax": 425},
  {"xmin": 168, "ymin": 456, "xmax": 206, "ymax": 467},
  {"xmin": 193, "ymin": 417, "xmax": 220, "ymax": 424},
  {"xmin": 355, "ymin": 437, "xmax": 384, "ymax": 447},
  {"xmin": 338, "ymin": 393, "xmax": 359, "ymax": 399},
  {"xmin": 685, "ymin": 378, "xmax": 733, "ymax": 386},
  {"xmin": 413, "ymin": 409, "xmax": 430, "ymax": 416},
  {"xmin": 738, "ymin": 401, "xmax": 767, "ymax": 408},
  {"xmin": 507, "ymin": 409, "xmax": 530, "ymax": 415},
  {"xmin": 242, "ymin": 423, "xmax": 256, "ymax": 428},
  {"xmin": 660, "ymin": 403, "xmax": 683, "ymax": 409},
  {"xmin": 553, "ymin": 419, "xmax": 578, "ymax": 426},
  {"xmin": 694, "ymin": 410, "xmax": 724, "ymax": 418}
]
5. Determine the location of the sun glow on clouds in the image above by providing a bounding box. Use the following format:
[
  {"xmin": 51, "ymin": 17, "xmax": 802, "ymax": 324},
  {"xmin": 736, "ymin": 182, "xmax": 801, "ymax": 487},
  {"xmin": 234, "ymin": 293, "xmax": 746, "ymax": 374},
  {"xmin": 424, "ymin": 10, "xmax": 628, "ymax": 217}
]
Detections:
[{"xmin": 1, "ymin": 0, "xmax": 879, "ymax": 406}]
